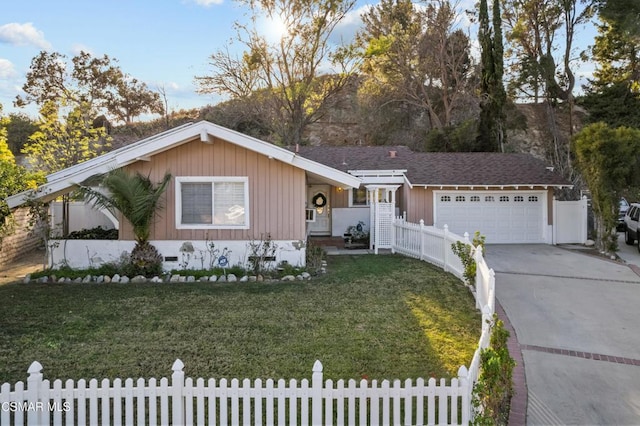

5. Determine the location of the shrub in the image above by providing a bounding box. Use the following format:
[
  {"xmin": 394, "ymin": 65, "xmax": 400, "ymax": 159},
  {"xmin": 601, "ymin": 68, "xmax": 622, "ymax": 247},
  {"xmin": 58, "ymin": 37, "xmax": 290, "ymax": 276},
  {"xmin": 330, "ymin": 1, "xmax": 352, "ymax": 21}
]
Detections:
[
  {"xmin": 66, "ymin": 226, "xmax": 118, "ymax": 240},
  {"xmin": 472, "ymin": 315, "xmax": 515, "ymax": 425},
  {"xmin": 451, "ymin": 232, "xmax": 486, "ymax": 286},
  {"xmin": 305, "ymin": 240, "xmax": 326, "ymax": 274}
]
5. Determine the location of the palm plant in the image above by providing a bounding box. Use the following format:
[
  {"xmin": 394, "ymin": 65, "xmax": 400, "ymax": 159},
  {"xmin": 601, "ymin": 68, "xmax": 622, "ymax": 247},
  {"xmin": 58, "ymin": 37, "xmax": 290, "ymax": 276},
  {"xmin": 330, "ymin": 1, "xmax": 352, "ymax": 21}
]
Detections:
[{"xmin": 79, "ymin": 169, "xmax": 172, "ymax": 276}]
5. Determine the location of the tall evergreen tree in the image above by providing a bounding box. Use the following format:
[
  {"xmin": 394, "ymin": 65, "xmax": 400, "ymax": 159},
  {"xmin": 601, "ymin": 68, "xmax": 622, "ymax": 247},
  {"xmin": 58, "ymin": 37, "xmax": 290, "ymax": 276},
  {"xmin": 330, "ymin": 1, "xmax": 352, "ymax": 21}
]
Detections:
[{"xmin": 477, "ymin": 0, "xmax": 506, "ymax": 152}]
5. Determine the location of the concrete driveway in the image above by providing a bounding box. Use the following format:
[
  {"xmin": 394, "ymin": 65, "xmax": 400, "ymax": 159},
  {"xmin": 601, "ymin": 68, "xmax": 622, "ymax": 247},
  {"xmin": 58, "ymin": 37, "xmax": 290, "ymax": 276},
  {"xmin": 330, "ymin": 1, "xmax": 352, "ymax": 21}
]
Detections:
[{"xmin": 485, "ymin": 245, "xmax": 640, "ymax": 425}]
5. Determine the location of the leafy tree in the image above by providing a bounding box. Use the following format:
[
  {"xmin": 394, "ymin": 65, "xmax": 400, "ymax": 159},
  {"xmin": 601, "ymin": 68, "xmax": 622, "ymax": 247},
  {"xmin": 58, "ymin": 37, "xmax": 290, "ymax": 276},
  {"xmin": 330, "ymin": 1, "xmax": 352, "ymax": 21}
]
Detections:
[
  {"xmin": 17, "ymin": 51, "xmax": 162, "ymax": 124},
  {"xmin": 0, "ymin": 105, "xmax": 43, "ymax": 242},
  {"xmin": 572, "ymin": 123, "xmax": 640, "ymax": 251},
  {"xmin": 581, "ymin": 0, "xmax": 639, "ymax": 127},
  {"xmin": 79, "ymin": 169, "xmax": 172, "ymax": 276},
  {"xmin": 22, "ymin": 101, "xmax": 110, "ymax": 237},
  {"xmin": 16, "ymin": 51, "xmax": 120, "ymax": 110},
  {"xmin": 502, "ymin": 0, "xmax": 593, "ymax": 189},
  {"xmin": 357, "ymin": 0, "xmax": 474, "ymax": 138},
  {"xmin": 5, "ymin": 113, "xmax": 37, "ymax": 157},
  {"xmin": 105, "ymin": 78, "xmax": 164, "ymax": 124},
  {"xmin": 22, "ymin": 101, "xmax": 110, "ymax": 175},
  {"xmin": 196, "ymin": 0, "xmax": 357, "ymax": 145},
  {"xmin": 477, "ymin": 0, "xmax": 507, "ymax": 152},
  {"xmin": 580, "ymin": 82, "xmax": 640, "ymax": 127}
]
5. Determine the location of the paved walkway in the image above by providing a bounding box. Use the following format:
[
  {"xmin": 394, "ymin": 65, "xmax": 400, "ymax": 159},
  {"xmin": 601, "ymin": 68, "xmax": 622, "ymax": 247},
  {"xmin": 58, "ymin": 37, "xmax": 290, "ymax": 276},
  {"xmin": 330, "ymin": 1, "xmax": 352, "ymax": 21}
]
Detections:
[
  {"xmin": 0, "ymin": 249, "xmax": 46, "ymax": 285},
  {"xmin": 486, "ymin": 244, "xmax": 640, "ymax": 425}
]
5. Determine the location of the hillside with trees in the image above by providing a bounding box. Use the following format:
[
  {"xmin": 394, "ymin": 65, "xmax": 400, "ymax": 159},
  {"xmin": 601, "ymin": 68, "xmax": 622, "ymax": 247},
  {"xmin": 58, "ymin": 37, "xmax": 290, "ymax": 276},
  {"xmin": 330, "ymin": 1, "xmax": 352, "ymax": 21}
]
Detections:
[{"xmin": 2, "ymin": 0, "xmax": 638, "ymax": 250}]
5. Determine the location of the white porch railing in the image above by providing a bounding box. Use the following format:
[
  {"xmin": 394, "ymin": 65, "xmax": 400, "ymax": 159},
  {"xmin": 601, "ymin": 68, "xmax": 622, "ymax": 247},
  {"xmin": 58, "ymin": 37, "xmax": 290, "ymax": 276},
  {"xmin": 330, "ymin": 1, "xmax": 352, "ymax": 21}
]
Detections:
[{"xmin": 1, "ymin": 359, "xmax": 473, "ymax": 426}]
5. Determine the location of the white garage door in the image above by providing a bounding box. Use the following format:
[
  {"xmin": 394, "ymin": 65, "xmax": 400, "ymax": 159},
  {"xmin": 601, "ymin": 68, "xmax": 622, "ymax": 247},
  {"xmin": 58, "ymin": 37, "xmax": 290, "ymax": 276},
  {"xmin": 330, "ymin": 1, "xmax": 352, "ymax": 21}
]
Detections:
[{"xmin": 434, "ymin": 191, "xmax": 545, "ymax": 243}]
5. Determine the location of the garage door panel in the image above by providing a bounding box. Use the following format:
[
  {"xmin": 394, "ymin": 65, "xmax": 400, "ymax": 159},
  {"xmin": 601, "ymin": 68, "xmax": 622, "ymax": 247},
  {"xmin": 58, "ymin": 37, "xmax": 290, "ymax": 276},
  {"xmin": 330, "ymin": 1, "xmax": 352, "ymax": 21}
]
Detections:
[{"xmin": 435, "ymin": 191, "xmax": 545, "ymax": 244}]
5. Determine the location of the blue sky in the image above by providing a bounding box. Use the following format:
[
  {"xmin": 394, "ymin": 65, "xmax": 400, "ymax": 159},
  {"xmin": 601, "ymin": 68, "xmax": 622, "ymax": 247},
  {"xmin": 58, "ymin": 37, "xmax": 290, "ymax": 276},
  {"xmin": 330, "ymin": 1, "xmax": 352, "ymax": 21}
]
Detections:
[
  {"xmin": 1, "ymin": 0, "xmax": 595, "ymax": 120},
  {"xmin": 0, "ymin": 0, "xmax": 375, "ymax": 118}
]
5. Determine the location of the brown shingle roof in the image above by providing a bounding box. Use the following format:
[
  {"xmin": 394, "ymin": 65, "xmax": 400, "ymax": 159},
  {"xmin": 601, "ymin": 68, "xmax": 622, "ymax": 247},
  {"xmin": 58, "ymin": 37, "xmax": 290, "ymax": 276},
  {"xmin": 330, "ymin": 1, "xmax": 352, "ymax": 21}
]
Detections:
[{"xmin": 294, "ymin": 146, "xmax": 570, "ymax": 187}]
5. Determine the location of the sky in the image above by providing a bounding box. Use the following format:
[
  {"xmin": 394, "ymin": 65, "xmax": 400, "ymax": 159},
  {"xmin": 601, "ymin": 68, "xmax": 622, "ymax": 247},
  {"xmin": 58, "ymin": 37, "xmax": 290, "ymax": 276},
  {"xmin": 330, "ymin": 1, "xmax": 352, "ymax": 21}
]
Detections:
[{"xmin": 0, "ymin": 0, "xmax": 596, "ymax": 120}]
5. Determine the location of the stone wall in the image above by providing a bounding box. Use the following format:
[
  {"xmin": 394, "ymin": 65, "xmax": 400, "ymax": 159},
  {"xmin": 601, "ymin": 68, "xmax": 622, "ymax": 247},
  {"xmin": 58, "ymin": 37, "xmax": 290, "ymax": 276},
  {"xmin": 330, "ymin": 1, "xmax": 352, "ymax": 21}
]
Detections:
[{"xmin": 0, "ymin": 208, "xmax": 40, "ymax": 268}]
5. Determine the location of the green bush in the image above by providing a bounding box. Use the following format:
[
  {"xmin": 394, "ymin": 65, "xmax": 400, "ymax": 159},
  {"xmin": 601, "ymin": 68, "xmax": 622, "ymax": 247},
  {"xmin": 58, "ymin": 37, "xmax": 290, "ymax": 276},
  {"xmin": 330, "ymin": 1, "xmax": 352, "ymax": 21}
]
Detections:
[
  {"xmin": 66, "ymin": 226, "xmax": 118, "ymax": 240},
  {"xmin": 451, "ymin": 232, "xmax": 486, "ymax": 286},
  {"xmin": 472, "ymin": 315, "xmax": 515, "ymax": 425}
]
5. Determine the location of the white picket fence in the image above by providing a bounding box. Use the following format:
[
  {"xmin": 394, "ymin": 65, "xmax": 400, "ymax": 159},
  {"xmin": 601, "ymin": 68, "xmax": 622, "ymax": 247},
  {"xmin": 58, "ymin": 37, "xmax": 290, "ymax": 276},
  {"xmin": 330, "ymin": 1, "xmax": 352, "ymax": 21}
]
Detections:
[
  {"xmin": 391, "ymin": 216, "xmax": 497, "ymax": 423},
  {"xmin": 1, "ymin": 359, "xmax": 475, "ymax": 426},
  {"xmin": 0, "ymin": 218, "xmax": 496, "ymax": 426},
  {"xmin": 391, "ymin": 217, "xmax": 495, "ymax": 315}
]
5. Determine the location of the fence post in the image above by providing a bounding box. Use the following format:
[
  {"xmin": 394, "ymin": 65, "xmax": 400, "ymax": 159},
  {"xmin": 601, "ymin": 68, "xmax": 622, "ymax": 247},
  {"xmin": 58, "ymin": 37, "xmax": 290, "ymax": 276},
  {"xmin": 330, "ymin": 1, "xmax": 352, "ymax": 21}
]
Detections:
[
  {"xmin": 443, "ymin": 225, "xmax": 449, "ymax": 272},
  {"xmin": 474, "ymin": 246, "xmax": 484, "ymax": 310},
  {"xmin": 457, "ymin": 365, "xmax": 471, "ymax": 425},
  {"xmin": 581, "ymin": 195, "xmax": 588, "ymax": 244},
  {"xmin": 311, "ymin": 360, "xmax": 323, "ymax": 425},
  {"xmin": 172, "ymin": 359, "xmax": 185, "ymax": 425},
  {"xmin": 27, "ymin": 361, "xmax": 44, "ymax": 425},
  {"xmin": 391, "ymin": 216, "xmax": 396, "ymax": 254},
  {"xmin": 552, "ymin": 196, "xmax": 557, "ymax": 245},
  {"xmin": 419, "ymin": 220, "xmax": 425, "ymax": 261}
]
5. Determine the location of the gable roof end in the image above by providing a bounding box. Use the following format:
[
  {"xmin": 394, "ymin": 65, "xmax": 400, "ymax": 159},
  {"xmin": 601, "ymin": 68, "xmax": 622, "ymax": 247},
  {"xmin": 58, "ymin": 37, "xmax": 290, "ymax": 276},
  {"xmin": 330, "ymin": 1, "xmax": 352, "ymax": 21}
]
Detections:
[{"xmin": 6, "ymin": 121, "xmax": 360, "ymax": 209}]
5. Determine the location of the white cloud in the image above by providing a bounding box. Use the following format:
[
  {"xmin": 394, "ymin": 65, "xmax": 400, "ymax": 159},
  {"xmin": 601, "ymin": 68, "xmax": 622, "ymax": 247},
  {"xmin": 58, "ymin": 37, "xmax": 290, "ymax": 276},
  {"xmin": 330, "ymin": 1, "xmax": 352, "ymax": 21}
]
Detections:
[
  {"xmin": 330, "ymin": 4, "xmax": 371, "ymax": 45},
  {"xmin": 70, "ymin": 43, "xmax": 94, "ymax": 56},
  {"xmin": 192, "ymin": 0, "xmax": 224, "ymax": 7},
  {"xmin": 0, "ymin": 59, "xmax": 17, "ymax": 79},
  {"xmin": 0, "ymin": 22, "xmax": 51, "ymax": 49}
]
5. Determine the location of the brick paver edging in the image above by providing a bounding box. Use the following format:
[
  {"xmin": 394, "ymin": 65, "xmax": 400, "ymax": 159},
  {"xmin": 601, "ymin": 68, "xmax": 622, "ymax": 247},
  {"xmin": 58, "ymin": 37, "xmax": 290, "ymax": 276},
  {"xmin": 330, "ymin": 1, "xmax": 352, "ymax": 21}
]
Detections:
[{"xmin": 495, "ymin": 301, "xmax": 527, "ymax": 426}]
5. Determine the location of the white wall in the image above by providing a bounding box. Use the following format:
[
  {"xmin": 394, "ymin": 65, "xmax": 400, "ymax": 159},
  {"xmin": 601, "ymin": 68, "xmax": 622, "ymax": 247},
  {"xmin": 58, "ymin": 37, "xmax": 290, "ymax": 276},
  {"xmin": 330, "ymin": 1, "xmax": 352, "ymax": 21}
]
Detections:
[
  {"xmin": 331, "ymin": 208, "xmax": 370, "ymax": 237},
  {"xmin": 50, "ymin": 202, "xmax": 115, "ymax": 236},
  {"xmin": 49, "ymin": 239, "xmax": 307, "ymax": 271}
]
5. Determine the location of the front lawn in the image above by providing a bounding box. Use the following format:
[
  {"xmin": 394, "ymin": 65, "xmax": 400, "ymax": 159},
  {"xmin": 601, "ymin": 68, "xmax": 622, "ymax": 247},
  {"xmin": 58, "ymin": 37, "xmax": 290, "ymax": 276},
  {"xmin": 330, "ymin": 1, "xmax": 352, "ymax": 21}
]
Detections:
[{"xmin": 0, "ymin": 255, "xmax": 480, "ymax": 384}]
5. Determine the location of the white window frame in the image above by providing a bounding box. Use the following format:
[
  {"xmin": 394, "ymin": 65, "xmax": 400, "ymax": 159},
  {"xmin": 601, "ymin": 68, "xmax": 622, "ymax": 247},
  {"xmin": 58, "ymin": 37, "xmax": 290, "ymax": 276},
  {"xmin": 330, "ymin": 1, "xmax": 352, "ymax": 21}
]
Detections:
[
  {"xmin": 349, "ymin": 187, "xmax": 369, "ymax": 207},
  {"xmin": 175, "ymin": 176, "xmax": 250, "ymax": 230}
]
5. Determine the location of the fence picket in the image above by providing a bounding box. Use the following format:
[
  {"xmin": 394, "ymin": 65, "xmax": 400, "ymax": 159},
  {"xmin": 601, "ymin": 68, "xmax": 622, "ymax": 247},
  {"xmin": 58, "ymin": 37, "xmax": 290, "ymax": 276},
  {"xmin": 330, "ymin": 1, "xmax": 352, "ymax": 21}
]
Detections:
[
  {"xmin": 415, "ymin": 377, "xmax": 424, "ymax": 426},
  {"xmin": 196, "ymin": 377, "xmax": 206, "ymax": 426},
  {"xmin": 242, "ymin": 378, "xmax": 251, "ymax": 426},
  {"xmin": 439, "ymin": 378, "xmax": 448, "ymax": 425},
  {"xmin": 278, "ymin": 379, "xmax": 287, "ymax": 426},
  {"xmin": 219, "ymin": 378, "xmax": 228, "ymax": 424},
  {"xmin": 64, "ymin": 379, "xmax": 75, "ymax": 426},
  {"xmin": 254, "ymin": 378, "xmax": 263, "ymax": 426},
  {"xmin": 88, "ymin": 378, "xmax": 98, "ymax": 425},
  {"xmin": 370, "ymin": 380, "xmax": 379, "ymax": 426},
  {"xmin": 77, "ymin": 378, "xmax": 87, "ymax": 425},
  {"xmin": 404, "ymin": 378, "xmax": 412, "ymax": 426},
  {"xmin": 380, "ymin": 380, "xmax": 390, "ymax": 424},
  {"xmin": 207, "ymin": 378, "xmax": 216, "ymax": 426},
  {"xmin": 185, "ymin": 377, "xmax": 194, "ymax": 425},
  {"xmin": 336, "ymin": 379, "xmax": 345, "ymax": 426},
  {"xmin": 124, "ymin": 378, "xmax": 134, "ymax": 425},
  {"xmin": 265, "ymin": 378, "xmax": 274, "ymax": 425},
  {"xmin": 158, "ymin": 377, "xmax": 168, "ymax": 426},
  {"xmin": 148, "ymin": 378, "xmax": 158, "ymax": 426},
  {"xmin": 391, "ymin": 379, "xmax": 401, "ymax": 425}
]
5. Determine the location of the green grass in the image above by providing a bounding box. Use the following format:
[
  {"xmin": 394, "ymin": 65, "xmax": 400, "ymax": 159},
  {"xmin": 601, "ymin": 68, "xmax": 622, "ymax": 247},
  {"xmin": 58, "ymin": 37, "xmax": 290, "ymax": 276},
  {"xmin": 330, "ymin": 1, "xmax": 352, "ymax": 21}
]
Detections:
[{"xmin": 0, "ymin": 255, "xmax": 480, "ymax": 384}]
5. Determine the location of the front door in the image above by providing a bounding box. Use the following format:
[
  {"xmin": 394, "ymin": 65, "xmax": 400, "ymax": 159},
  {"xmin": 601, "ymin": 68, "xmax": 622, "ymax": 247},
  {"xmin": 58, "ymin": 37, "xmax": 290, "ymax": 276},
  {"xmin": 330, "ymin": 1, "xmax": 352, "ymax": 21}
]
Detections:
[{"xmin": 307, "ymin": 185, "xmax": 331, "ymax": 235}]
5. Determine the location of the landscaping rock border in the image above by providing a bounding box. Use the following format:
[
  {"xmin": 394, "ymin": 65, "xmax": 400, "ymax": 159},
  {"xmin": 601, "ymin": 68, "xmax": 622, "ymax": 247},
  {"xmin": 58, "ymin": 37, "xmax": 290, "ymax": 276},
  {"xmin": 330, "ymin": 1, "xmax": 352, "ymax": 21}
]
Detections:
[{"xmin": 23, "ymin": 270, "xmax": 317, "ymax": 285}]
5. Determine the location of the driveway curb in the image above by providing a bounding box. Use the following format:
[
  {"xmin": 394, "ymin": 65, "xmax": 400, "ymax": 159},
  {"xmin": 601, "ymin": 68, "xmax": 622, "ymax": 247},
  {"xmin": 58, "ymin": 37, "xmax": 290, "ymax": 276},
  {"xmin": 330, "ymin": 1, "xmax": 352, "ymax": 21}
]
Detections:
[{"xmin": 496, "ymin": 301, "xmax": 527, "ymax": 426}]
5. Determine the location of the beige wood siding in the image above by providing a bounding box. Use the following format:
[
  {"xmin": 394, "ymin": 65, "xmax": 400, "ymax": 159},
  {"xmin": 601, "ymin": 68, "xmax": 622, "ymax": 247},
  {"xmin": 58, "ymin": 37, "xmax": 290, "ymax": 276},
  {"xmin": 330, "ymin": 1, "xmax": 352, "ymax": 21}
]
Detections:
[
  {"xmin": 331, "ymin": 187, "xmax": 349, "ymax": 208},
  {"xmin": 404, "ymin": 186, "xmax": 434, "ymax": 224},
  {"xmin": 120, "ymin": 137, "xmax": 306, "ymax": 241}
]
